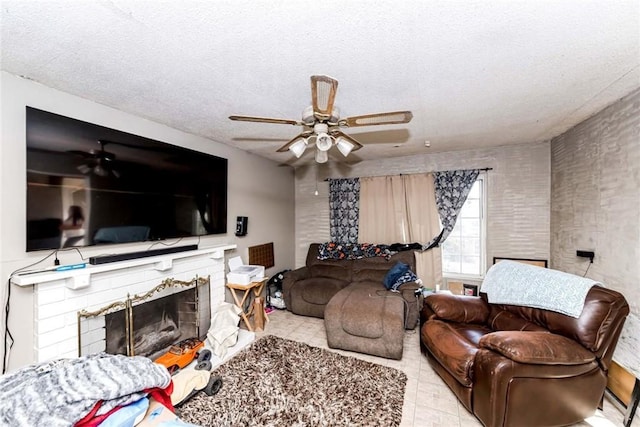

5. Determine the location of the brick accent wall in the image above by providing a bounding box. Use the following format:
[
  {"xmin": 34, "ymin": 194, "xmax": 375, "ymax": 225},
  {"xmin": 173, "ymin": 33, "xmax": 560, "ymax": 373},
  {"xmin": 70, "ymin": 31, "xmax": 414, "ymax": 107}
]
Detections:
[{"xmin": 551, "ymin": 88, "xmax": 640, "ymax": 374}]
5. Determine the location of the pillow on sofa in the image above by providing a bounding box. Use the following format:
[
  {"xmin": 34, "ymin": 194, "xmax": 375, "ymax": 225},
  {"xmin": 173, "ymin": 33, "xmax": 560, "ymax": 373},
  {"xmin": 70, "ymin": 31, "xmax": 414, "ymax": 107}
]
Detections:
[
  {"xmin": 391, "ymin": 270, "xmax": 418, "ymax": 291},
  {"xmin": 383, "ymin": 262, "xmax": 409, "ymax": 289}
]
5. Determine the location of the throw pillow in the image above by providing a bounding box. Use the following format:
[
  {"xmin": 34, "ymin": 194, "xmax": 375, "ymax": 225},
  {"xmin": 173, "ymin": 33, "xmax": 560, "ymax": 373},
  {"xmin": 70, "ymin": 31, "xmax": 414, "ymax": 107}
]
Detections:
[
  {"xmin": 383, "ymin": 262, "xmax": 410, "ymax": 289},
  {"xmin": 391, "ymin": 270, "xmax": 418, "ymax": 291}
]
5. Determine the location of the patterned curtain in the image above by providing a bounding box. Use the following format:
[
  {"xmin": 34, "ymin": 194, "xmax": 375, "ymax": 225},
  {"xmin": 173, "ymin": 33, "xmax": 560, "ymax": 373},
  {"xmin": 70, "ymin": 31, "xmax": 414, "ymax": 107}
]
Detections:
[
  {"xmin": 424, "ymin": 169, "xmax": 479, "ymax": 249},
  {"xmin": 329, "ymin": 178, "xmax": 360, "ymax": 243}
]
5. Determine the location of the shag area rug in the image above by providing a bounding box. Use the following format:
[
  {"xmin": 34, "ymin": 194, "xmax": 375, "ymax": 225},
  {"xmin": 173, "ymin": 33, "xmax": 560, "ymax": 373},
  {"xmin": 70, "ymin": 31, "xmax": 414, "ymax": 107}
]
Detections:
[{"xmin": 176, "ymin": 335, "xmax": 407, "ymax": 426}]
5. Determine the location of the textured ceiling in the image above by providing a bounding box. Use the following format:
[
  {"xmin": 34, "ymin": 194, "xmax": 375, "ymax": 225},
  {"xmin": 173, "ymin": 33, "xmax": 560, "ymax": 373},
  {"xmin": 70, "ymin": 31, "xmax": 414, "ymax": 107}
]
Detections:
[{"xmin": 2, "ymin": 1, "xmax": 639, "ymax": 167}]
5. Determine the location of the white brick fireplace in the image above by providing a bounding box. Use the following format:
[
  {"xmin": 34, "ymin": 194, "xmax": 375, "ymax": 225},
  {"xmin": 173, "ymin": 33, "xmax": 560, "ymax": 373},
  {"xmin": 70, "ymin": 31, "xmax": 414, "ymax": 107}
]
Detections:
[{"xmin": 11, "ymin": 245, "xmax": 235, "ymax": 363}]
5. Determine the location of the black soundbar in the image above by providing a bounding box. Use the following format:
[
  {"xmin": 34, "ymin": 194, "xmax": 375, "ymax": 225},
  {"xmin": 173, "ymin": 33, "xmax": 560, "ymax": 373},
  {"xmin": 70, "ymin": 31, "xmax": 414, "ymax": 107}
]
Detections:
[{"xmin": 89, "ymin": 245, "xmax": 199, "ymax": 265}]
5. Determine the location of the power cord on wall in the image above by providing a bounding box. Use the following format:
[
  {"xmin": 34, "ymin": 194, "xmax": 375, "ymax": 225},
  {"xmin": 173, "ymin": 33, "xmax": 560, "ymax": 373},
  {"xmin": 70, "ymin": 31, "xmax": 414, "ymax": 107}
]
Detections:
[
  {"xmin": 2, "ymin": 247, "xmax": 88, "ymax": 374},
  {"xmin": 582, "ymin": 262, "xmax": 592, "ymax": 278},
  {"xmin": 3, "ymin": 277, "xmax": 14, "ymax": 375},
  {"xmin": 145, "ymin": 236, "xmax": 199, "ymax": 252}
]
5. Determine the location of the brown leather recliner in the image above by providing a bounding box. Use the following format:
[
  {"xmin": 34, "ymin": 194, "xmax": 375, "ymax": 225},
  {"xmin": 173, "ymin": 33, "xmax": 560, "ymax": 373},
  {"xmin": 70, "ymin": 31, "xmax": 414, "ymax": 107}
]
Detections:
[{"xmin": 420, "ymin": 287, "xmax": 629, "ymax": 427}]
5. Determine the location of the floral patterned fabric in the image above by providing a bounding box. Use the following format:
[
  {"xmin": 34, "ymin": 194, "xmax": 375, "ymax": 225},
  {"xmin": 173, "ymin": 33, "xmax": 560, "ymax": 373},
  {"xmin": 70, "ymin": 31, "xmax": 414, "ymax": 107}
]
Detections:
[
  {"xmin": 424, "ymin": 169, "xmax": 479, "ymax": 249},
  {"xmin": 317, "ymin": 242, "xmax": 396, "ymax": 260},
  {"xmin": 328, "ymin": 178, "xmax": 360, "ymax": 244},
  {"xmin": 391, "ymin": 270, "xmax": 419, "ymax": 292}
]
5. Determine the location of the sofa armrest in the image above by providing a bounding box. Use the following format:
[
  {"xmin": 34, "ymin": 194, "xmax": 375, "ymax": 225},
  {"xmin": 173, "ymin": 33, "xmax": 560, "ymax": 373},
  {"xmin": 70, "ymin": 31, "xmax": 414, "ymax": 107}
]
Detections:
[
  {"xmin": 398, "ymin": 281, "xmax": 419, "ymax": 291},
  {"xmin": 396, "ymin": 282, "xmax": 422, "ymax": 330},
  {"xmin": 425, "ymin": 294, "xmax": 490, "ymax": 324},
  {"xmin": 282, "ymin": 267, "xmax": 310, "ymax": 308},
  {"xmin": 283, "ymin": 267, "xmax": 310, "ymax": 283},
  {"xmin": 479, "ymin": 331, "xmax": 596, "ymax": 365}
]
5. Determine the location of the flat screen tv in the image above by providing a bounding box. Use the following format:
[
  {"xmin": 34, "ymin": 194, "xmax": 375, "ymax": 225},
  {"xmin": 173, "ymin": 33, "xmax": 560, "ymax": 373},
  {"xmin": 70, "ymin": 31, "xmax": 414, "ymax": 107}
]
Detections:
[{"xmin": 26, "ymin": 107, "xmax": 227, "ymax": 252}]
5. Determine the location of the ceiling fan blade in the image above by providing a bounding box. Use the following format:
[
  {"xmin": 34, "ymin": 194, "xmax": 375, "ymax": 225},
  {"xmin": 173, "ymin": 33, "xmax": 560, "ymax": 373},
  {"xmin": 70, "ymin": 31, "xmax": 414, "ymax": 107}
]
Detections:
[
  {"xmin": 329, "ymin": 130, "xmax": 364, "ymax": 152},
  {"xmin": 229, "ymin": 115, "xmax": 301, "ymax": 126},
  {"xmin": 311, "ymin": 75, "xmax": 338, "ymax": 120},
  {"xmin": 341, "ymin": 111, "xmax": 413, "ymax": 127},
  {"xmin": 276, "ymin": 131, "xmax": 314, "ymax": 153},
  {"xmin": 68, "ymin": 150, "xmax": 93, "ymax": 158}
]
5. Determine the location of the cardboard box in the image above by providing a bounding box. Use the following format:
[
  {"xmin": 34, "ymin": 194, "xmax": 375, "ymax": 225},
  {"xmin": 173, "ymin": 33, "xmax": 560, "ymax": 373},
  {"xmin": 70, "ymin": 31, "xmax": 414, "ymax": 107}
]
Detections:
[{"xmin": 447, "ymin": 280, "xmax": 464, "ymax": 295}]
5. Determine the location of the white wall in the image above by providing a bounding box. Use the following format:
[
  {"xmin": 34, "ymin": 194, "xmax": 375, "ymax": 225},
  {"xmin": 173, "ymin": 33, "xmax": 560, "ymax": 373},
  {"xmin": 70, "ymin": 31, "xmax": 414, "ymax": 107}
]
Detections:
[
  {"xmin": 294, "ymin": 142, "xmax": 552, "ymax": 270},
  {"xmin": 550, "ymin": 88, "xmax": 639, "ymax": 370},
  {"xmin": 551, "ymin": 88, "xmax": 639, "ymax": 306},
  {"xmin": 0, "ymin": 71, "xmax": 295, "ymax": 371}
]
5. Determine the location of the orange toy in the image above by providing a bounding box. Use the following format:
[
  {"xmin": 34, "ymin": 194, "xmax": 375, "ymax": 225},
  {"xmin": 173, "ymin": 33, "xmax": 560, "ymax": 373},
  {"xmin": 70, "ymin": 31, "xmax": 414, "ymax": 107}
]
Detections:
[{"xmin": 154, "ymin": 338, "xmax": 211, "ymax": 374}]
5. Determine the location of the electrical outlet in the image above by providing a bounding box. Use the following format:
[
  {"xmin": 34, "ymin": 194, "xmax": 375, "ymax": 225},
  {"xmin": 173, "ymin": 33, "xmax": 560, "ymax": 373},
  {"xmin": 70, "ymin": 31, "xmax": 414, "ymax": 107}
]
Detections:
[{"xmin": 576, "ymin": 250, "xmax": 595, "ymax": 263}]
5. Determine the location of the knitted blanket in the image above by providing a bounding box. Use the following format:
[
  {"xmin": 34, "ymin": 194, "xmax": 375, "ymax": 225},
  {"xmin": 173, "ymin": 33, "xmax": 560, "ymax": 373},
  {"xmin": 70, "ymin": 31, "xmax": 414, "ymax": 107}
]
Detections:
[
  {"xmin": 481, "ymin": 260, "xmax": 600, "ymax": 318},
  {"xmin": 0, "ymin": 353, "xmax": 171, "ymax": 427}
]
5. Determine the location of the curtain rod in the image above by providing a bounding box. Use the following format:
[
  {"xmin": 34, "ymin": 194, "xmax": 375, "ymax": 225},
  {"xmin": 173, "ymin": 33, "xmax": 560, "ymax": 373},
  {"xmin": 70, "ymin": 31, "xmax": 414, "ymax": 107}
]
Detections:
[{"xmin": 324, "ymin": 167, "xmax": 493, "ymax": 181}]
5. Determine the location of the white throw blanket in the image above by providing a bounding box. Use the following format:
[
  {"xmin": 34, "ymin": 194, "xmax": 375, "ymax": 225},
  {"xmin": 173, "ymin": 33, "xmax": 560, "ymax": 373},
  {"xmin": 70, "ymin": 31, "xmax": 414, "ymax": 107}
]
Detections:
[
  {"xmin": 481, "ymin": 260, "xmax": 600, "ymax": 318},
  {"xmin": 0, "ymin": 353, "xmax": 171, "ymax": 427}
]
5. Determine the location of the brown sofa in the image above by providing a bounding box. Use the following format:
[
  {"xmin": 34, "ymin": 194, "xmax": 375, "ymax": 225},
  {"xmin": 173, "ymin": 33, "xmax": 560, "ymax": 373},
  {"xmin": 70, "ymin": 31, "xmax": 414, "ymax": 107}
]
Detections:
[
  {"xmin": 283, "ymin": 243, "xmax": 422, "ymax": 328},
  {"xmin": 283, "ymin": 243, "xmax": 422, "ymax": 359},
  {"xmin": 420, "ymin": 287, "xmax": 629, "ymax": 427}
]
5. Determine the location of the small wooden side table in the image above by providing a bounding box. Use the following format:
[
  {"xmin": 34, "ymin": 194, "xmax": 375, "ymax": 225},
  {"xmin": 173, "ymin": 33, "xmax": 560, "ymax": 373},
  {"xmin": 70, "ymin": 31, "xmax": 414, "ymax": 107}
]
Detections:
[{"xmin": 226, "ymin": 277, "xmax": 269, "ymax": 332}]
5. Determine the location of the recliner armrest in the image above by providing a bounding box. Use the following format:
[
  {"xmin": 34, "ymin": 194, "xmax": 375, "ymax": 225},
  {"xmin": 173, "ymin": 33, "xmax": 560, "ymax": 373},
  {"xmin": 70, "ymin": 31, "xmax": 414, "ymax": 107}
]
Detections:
[
  {"xmin": 425, "ymin": 294, "xmax": 490, "ymax": 324},
  {"xmin": 283, "ymin": 267, "xmax": 310, "ymax": 283},
  {"xmin": 282, "ymin": 267, "xmax": 310, "ymax": 308},
  {"xmin": 479, "ymin": 331, "xmax": 595, "ymax": 365}
]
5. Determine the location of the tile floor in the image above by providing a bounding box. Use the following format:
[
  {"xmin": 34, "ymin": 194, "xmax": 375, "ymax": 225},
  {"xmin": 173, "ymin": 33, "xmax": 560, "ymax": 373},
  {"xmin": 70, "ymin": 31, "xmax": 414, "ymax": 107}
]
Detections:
[{"xmin": 254, "ymin": 309, "xmax": 628, "ymax": 427}]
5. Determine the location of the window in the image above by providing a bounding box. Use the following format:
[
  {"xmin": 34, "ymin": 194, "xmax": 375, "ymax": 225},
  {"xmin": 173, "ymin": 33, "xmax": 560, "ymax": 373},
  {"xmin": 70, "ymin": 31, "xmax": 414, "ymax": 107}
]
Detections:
[{"xmin": 441, "ymin": 175, "xmax": 486, "ymax": 277}]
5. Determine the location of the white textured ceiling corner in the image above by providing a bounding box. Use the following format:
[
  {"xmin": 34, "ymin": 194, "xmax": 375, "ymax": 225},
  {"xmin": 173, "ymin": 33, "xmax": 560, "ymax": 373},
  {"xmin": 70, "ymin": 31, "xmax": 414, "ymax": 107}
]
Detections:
[{"xmin": 1, "ymin": 0, "xmax": 639, "ymax": 166}]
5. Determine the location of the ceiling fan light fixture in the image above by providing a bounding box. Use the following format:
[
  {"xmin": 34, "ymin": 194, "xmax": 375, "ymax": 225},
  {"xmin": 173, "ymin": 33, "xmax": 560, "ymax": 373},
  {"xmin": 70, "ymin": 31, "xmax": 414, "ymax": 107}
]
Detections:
[
  {"xmin": 315, "ymin": 149, "xmax": 328, "ymax": 164},
  {"xmin": 335, "ymin": 136, "xmax": 355, "ymax": 157},
  {"xmin": 289, "ymin": 137, "xmax": 308, "ymax": 158},
  {"xmin": 316, "ymin": 133, "xmax": 333, "ymax": 152},
  {"xmin": 93, "ymin": 165, "xmax": 108, "ymax": 177}
]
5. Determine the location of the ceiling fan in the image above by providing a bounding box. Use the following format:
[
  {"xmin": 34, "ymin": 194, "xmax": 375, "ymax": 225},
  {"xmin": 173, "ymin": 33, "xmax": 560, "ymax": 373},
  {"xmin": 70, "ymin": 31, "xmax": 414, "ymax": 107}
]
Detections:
[
  {"xmin": 70, "ymin": 140, "xmax": 120, "ymax": 177},
  {"xmin": 229, "ymin": 75, "xmax": 413, "ymax": 163}
]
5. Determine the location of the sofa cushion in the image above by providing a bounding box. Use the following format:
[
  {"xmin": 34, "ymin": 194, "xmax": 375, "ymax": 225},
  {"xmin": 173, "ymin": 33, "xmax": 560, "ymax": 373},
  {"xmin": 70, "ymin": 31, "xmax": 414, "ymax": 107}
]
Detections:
[
  {"xmin": 479, "ymin": 331, "xmax": 596, "ymax": 365},
  {"xmin": 330, "ymin": 285, "xmax": 404, "ymax": 340},
  {"xmin": 297, "ymin": 277, "xmax": 349, "ymax": 305},
  {"xmin": 309, "ymin": 264, "xmax": 351, "ymax": 281},
  {"xmin": 325, "ymin": 285, "xmax": 406, "ymax": 359},
  {"xmin": 351, "ymin": 268, "xmax": 387, "ymax": 283},
  {"xmin": 488, "ymin": 308, "xmax": 549, "ymax": 332},
  {"xmin": 489, "ymin": 287, "xmax": 630, "ymax": 354}
]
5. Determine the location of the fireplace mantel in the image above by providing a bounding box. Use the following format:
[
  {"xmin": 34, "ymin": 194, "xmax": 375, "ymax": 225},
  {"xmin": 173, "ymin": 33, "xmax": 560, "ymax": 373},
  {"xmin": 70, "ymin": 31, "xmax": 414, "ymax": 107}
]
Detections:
[
  {"xmin": 19, "ymin": 243, "xmax": 237, "ymax": 364},
  {"xmin": 11, "ymin": 244, "xmax": 236, "ymax": 289}
]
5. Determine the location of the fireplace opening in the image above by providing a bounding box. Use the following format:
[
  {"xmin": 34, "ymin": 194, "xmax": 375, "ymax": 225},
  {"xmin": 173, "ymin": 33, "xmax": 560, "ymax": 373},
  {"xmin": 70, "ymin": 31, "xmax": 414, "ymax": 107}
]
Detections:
[
  {"xmin": 106, "ymin": 288, "xmax": 199, "ymax": 359},
  {"xmin": 77, "ymin": 276, "xmax": 211, "ymax": 360}
]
